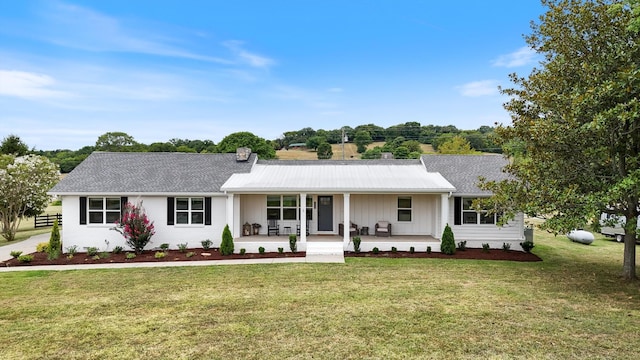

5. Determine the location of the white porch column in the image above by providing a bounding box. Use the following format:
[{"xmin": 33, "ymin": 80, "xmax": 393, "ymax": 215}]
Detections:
[
  {"xmin": 226, "ymin": 193, "xmax": 235, "ymax": 237},
  {"xmin": 343, "ymin": 193, "xmax": 350, "ymax": 244},
  {"xmin": 440, "ymin": 193, "xmax": 449, "ymax": 239},
  {"xmin": 300, "ymin": 192, "xmax": 307, "ymax": 243}
]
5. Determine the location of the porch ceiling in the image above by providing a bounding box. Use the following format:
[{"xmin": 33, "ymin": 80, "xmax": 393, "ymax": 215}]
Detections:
[{"xmin": 221, "ymin": 164, "xmax": 456, "ymax": 193}]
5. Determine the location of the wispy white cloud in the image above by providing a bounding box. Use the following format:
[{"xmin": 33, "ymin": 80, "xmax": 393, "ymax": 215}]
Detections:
[
  {"xmin": 492, "ymin": 46, "xmax": 537, "ymax": 68},
  {"xmin": 35, "ymin": 1, "xmax": 231, "ymax": 64},
  {"xmin": 0, "ymin": 70, "xmax": 71, "ymax": 99},
  {"xmin": 456, "ymin": 80, "xmax": 500, "ymax": 97},
  {"xmin": 328, "ymin": 87, "xmax": 344, "ymax": 93},
  {"xmin": 223, "ymin": 40, "xmax": 275, "ymax": 69}
]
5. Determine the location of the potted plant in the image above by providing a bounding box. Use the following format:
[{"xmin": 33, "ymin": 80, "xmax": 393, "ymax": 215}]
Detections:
[{"xmin": 252, "ymin": 223, "xmax": 262, "ymax": 235}]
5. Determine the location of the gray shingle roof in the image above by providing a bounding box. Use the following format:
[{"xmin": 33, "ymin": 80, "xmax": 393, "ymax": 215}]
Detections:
[
  {"xmin": 50, "ymin": 152, "xmax": 256, "ymax": 194},
  {"xmin": 421, "ymin": 154, "xmax": 509, "ymax": 195}
]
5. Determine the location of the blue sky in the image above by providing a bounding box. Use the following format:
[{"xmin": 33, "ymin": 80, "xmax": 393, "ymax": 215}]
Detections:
[{"xmin": 0, "ymin": 0, "xmax": 545, "ymax": 150}]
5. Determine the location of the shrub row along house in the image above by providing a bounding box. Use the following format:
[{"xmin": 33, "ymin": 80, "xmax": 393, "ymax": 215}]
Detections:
[{"xmin": 49, "ymin": 149, "xmax": 525, "ymax": 255}]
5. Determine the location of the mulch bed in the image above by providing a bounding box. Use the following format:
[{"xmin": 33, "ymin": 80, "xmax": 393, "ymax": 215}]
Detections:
[
  {"xmin": 1, "ymin": 249, "xmax": 306, "ymax": 267},
  {"xmin": 345, "ymin": 248, "xmax": 541, "ymax": 262},
  {"xmin": 2, "ymin": 247, "xmax": 541, "ymax": 267}
]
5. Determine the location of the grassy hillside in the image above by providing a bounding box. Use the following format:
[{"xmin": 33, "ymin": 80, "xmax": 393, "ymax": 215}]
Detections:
[{"xmin": 276, "ymin": 142, "xmax": 435, "ymax": 160}]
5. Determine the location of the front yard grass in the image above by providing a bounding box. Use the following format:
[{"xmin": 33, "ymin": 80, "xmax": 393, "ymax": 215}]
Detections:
[{"xmin": 0, "ymin": 230, "xmax": 638, "ymax": 359}]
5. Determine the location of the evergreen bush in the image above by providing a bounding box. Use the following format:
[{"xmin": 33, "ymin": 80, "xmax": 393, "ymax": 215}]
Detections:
[
  {"xmin": 289, "ymin": 234, "xmax": 297, "ymax": 253},
  {"xmin": 48, "ymin": 219, "xmax": 61, "ymax": 258},
  {"xmin": 220, "ymin": 224, "xmax": 234, "ymax": 255},
  {"xmin": 441, "ymin": 224, "xmax": 456, "ymax": 255}
]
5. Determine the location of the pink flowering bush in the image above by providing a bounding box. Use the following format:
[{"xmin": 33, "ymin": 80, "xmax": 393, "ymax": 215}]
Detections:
[{"xmin": 112, "ymin": 202, "xmax": 155, "ymax": 254}]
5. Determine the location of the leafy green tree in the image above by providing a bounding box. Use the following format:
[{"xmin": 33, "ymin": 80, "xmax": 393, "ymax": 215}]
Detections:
[
  {"xmin": 148, "ymin": 142, "xmax": 177, "ymax": 152},
  {"xmin": 393, "ymin": 146, "xmax": 410, "ymax": 159},
  {"xmin": 0, "ymin": 154, "xmax": 59, "ymax": 241},
  {"xmin": 175, "ymin": 145, "xmax": 197, "ymax": 153},
  {"xmin": 401, "ymin": 140, "xmax": 422, "ymax": 154},
  {"xmin": 438, "ymin": 136, "xmax": 478, "ymax": 154},
  {"xmin": 361, "ymin": 146, "xmax": 383, "ymax": 159},
  {"xmin": 354, "ymin": 130, "xmax": 373, "ymax": 153},
  {"xmin": 317, "ymin": 142, "xmax": 333, "ymax": 159},
  {"xmin": 216, "ymin": 132, "xmax": 276, "ymax": 159},
  {"xmin": 441, "ymin": 224, "xmax": 456, "ymax": 255},
  {"xmin": 95, "ymin": 132, "xmax": 140, "ymax": 152},
  {"xmin": 0, "ymin": 134, "xmax": 29, "ymax": 156},
  {"xmin": 480, "ymin": 0, "xmax": 640, "ymax": 280},
  {"xmin": 220, "ymin": 224, "xmax": 234, "ymax": 255},
  {"xmin": 305, "ymin": 136, "xmax": 326, "ymax": 151}
]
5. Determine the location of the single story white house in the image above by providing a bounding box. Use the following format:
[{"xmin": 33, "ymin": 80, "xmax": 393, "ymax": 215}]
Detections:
[{"xmin": 49, "ymin": 150, "xmax": 525, "ymax": 254}]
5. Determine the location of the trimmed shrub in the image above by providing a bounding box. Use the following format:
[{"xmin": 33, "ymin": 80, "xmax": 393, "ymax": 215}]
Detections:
[
  {"xmin": 86, "ymin": 247, "xmax": 99, "ymax": 256},
  {"xmin": 372, "ymin": 247, "xmax": 379, "ymax": 254},
  {"xmin": 10, "ymin": 250, "xmax": 22, "ymax": 259},
  {"xmin": 36, "ymin": 242, "xmax": 49, "ymax": 253},
  {"xmin": 258, "ymin": 246, "xmax": 265, "ymax": 254},
  {"xmin": 112, "ymin": 246, "xmax": 123, "ymax": 254},
  {"xmin": 289, "ymin": 234, "xmax": 297, "ymax": 253},
  {"xmin": 18, "ymin": 254, "xmax": 33, "ymax": 263},
  {"xmin": 177, "ymin": 243, "xmax": 188, "ymax": 253},
  {"xmin": 441, "ymin": 224, "xmax": 456, "ymax": 255},
  {"xmin": 482, "ymin": 243, "xmax": 490, "ymax": 252},
  {"xmin": 154, "ymin": 251, "xmax": 166, "ymax": 259},
  {"xmin": 427, "ymin": 246, "xmax": 432, "ymax": 254},
  {"xmin": 352, "ymin": 236, "xmax": 361, "ymax": 253},
  {"xmin": 201, "ymin": 239, "xmax": 213, "ymax": 250},
  {"xmin": 48, "ymin": 219, "xmax": 61, "ymax": 256},
  {"xmin": 520, "ymin": 240, "xmax": 535, "ymax": 253},
  {"xmin": 220, "ymin": 224, "xmax": 235, "ymax": 256},
  {"xmin": 160, "ymin": 243, "xmax": 170, "ymax": 251},
  {"xmin": 457, "ymin": 240, "xmax": 467, "ymax": 251},
  {"xmin": 240, "ymin": 248, "xmax": 246, "ymax": 255},
  {"xmin": 391, "ymin": 246, "xmax": 397, "ymax": 253},
  {"xmin": 502, "ymin": 243, "xmax": 511, "ymax": 251},
  {"xmin": 278, "ymin": 247, "xmax": 284, "ymax": 254},
  {"xmin": 65, "ymin": 245, "xmax": 78, "ymax": 255},
  {"xmin": 409, "ymin": 246, "xmax": 415, "ymax": 254},
  {"xmin": 125, "ymin": 252, "xmax": 136, "ymax": 260}
]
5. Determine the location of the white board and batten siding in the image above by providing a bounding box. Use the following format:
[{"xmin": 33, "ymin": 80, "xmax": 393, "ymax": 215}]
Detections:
[
  {"xmin": 447, "ymin": 197, "xmax": 525, "ymax": 250},
  {"xmin": 60, "ymin": 195, "xmax": 229, "ymax": 252}
]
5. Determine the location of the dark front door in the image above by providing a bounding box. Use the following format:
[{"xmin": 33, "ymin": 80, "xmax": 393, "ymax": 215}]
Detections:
[{"xmin": 317, "ymin": 196, "xmax": 333, "ymax": 231}]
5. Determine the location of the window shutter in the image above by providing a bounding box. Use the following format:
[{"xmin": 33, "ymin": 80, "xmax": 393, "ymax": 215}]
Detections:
[
  {"xmin": 120, "ymin": 197, "xmax": 128, "ymax": 218},
  {"xmin": 205, "ymin": 197, "xmax": 212, "ymax": 225},
  {"xmin": 454, "ymin": 197, "xmax": 461, "ymax": 225},
  {"xmin": 79, "ymin": 197, "xmax": 87, "ymax": 225},
  {"xmin": 167, "ymin": 197, "xmax": 174, "ymax": 225}
]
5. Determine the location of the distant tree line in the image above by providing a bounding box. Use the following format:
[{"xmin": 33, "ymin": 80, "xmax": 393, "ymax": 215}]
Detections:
[{"xmin": 3, "ymin": 122, "xmax": 499, "ymax": 173}]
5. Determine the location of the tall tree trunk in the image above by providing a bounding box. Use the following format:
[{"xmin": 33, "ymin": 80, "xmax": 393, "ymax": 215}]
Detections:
[{"xmin": 622, "ymin": 213, "xmax": 637, "ymax": 281}]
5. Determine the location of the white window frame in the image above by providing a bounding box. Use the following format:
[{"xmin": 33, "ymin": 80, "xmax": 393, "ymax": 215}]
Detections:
[
  {"xmin": 88, "ymin": 197, "xmax": 121, "ymax": 224},
  {"xmin": 175, "ymin": 197, "xmax": 204, "ymax": 225},
  {"xmin": 462, "ymin": 197, "xmax": 499, "ymax": 225},
  {"xmin": 397, "ymin": 196, "xmax": 412, "ymax": 222},
  {"xmin": 267, "ymin": 195, "xmax": 311, "ymax": 221}
]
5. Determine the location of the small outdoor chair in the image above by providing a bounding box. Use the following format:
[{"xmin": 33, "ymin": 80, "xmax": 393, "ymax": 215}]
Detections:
[
  {"xmin": 267, "ymin": 219, "xmax": 279, "ymax": 236},
  {"xmin": 339, "ymin": 222, "xmax": 359, "ymax": 237},
  {"xmin": 375, "ymin": 221, "xmax": 391, "ymax": 237}
]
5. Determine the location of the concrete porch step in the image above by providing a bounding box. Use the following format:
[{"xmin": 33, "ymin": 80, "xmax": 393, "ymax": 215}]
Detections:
[{"xmin": 306, "ymin": 241, "xmax": 344, "ymax": 256}]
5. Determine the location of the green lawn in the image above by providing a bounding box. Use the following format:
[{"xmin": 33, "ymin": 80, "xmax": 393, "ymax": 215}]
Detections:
[{"xmin": 0, "ymin": 230, "xmax": 639, "ymax": 359}]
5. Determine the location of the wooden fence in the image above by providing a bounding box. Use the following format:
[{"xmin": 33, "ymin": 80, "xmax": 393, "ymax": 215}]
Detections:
[{"xmin": 34, "ymin": 213, "xmax": 62, "ymax": 228}]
